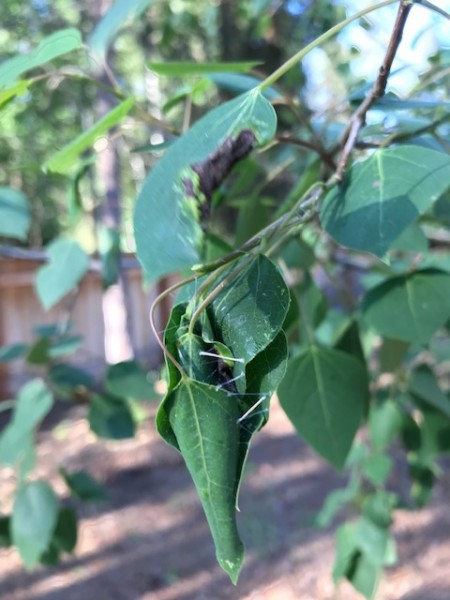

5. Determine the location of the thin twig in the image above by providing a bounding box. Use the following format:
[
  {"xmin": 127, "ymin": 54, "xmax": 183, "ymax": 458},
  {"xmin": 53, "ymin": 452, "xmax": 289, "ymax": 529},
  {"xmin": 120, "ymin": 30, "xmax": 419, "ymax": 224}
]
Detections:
[
  {"xmin": 276, "ymin": 134, "xmax": 336, "ymax": 170},
  {"xmin": 334, "ymin": 1, "xmax": 414, "ymax": 181}
]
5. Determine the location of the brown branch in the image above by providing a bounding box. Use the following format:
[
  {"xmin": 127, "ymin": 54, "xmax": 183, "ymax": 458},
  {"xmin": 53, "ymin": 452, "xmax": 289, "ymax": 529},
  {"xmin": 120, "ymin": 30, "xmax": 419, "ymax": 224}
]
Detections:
[
  {"xmin": 334, "ymin": 1, "xmax": 413, "ymax": 181},
  {"xmin": 276, "ymin": 134, "xmax": 337, "ymax": 170},
  {"xmin": 353, "ymin": 112, "xmax": 450, "ymax": 152}
]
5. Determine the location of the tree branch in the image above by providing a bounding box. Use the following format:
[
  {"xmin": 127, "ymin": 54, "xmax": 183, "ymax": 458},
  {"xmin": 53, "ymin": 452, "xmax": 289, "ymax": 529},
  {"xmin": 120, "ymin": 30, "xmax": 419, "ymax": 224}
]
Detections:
[
  {"xmin": 334, "ymin": 1, "xmax": 413, "ymax": 181},
  {"xmin": 276, "ymin": 134, "xmax": 336, "ymax": 170}
]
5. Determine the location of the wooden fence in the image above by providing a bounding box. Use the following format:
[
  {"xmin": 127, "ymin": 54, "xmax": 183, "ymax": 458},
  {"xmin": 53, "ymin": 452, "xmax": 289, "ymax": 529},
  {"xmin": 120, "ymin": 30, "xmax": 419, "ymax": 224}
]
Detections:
[{"xmin": 0, "ymin": 253, "xmax": 164, "ymax": 398}]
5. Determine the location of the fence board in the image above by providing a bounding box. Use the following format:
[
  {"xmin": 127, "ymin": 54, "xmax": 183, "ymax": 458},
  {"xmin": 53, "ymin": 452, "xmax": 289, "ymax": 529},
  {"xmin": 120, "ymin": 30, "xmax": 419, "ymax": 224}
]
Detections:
[{"xmin": 0, "ymin": 255, "xmax": 162, "ymax": 398}]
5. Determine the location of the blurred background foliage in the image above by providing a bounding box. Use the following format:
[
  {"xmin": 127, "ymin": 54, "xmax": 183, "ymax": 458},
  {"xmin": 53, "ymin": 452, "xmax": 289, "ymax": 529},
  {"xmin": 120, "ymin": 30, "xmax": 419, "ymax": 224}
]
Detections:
[
  {"xmin": 1, "ymin": 0, "xmax": 447, "ymax": 255},
  {"xmin": 0, "ymin": 0, "xmax": 352, "ymax": 250}
]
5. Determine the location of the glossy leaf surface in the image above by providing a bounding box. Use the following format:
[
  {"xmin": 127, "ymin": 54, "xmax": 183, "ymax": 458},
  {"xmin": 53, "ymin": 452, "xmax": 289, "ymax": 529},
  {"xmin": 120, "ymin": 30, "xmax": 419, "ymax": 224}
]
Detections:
[
  {"xmin": 362, "ymin": 269, "xmax": 450, "ymax": 343},
  {"xmin": 0, "ymin": 187, "xmax": 31, "ymax": 240},
  {"xmin": 35, "ymin": 239, "xmax": 89, "ymax": 310},
  {"xmin": 12, "ymin": 481, "xmax": 58, "ymax": 568},
  {"xmin": 134, "ymin": 90, "xmax": 277, "ymax": 282},
  {"xmin": 321, "ymin": 146, "xmax": 450, "ymax": 257},
  {"xmin": 278, "ymin": 347, "xmax": 368, "ymax": 469}
]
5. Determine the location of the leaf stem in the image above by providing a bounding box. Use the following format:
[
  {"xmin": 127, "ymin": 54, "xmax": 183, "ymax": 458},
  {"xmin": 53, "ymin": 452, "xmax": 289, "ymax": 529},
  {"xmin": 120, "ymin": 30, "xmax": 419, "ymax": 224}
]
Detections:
[
  {"xmin": 149, "ymin": 275, "xmax": 199, "ymax": 377},
  {"xmin": 187, "ymin": 182, "xmax": 326, "ymax": 335},
  {"xmin": 257, "ymin": 0, "xmax": 398, "ymax": 92},
  {"xmin": 187, "ymin": 254, "xmax": 256, "ymax": 337}
]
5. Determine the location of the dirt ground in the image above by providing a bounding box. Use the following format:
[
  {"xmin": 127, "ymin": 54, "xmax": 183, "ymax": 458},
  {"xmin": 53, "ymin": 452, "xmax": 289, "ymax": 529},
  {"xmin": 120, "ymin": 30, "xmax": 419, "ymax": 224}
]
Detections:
[{"xmin": 1, "ymin": 397, "xmax": 450, "ymax": 600}]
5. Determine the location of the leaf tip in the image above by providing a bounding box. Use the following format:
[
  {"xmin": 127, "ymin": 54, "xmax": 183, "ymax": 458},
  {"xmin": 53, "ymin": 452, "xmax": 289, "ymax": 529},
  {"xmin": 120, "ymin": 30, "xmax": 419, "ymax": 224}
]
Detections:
[{"xmin": 219, "ymin": 550, "xmax": 244, "ymax": 585}]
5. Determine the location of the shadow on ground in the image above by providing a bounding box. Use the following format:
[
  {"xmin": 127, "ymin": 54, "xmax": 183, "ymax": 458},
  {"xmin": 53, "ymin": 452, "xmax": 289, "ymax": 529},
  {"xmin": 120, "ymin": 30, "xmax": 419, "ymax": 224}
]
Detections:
[{"xmin": 1, "ymin": 402, "xmax": 450, "ymax": 600}]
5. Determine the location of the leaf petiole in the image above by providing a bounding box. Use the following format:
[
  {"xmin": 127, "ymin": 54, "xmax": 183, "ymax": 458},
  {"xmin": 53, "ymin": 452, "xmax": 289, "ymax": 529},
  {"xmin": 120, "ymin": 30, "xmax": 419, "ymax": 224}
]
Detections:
[{"xmin": 258, "ymin": 0, "xmax": 398, "ymax": 92}]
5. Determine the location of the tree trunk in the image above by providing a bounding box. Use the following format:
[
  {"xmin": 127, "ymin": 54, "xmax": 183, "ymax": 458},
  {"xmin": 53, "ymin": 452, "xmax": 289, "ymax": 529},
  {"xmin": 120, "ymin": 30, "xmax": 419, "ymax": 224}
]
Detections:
[{"xmin": 91, "ymin": 0, "xmax": 136, "ymax": 363}]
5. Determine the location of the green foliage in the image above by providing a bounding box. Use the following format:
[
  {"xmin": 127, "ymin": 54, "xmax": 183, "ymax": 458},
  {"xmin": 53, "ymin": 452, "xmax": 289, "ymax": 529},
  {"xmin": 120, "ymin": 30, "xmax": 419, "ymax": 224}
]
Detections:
[
  {"xmin": 362, "ymin": 269, "xmax": 450, "ymax": 343},
  {"xmin": 88, "ymin": 0, "xmax": 156, "ymax": 61},
  {"xmin": 0, "ymin": 187, "xmax": 31, "ymax": 241},
  {"xmin": 11, "ymin": 481, "xmax": 58, "ymax": 568},
  {"xmin": 2, "ymin": 1, "xmax": 450, "ymax": 596},
  {"xmin": 321, "ymin": 146, "xmax": 450, "ymax": 257},
  {"xmin": 35, "ymin": 239, "xmax": 90, "ymax": 309},
  {"xmin": 105, "ymin": 360, "xmax": 154, "ymax": 400},
  {"xmin": 148, "ymin": 61, "xmax": 261, "ymax": 76},
  {"xmin": 0, "ymin": 28, "xmax": 82, "ymax": 90},
  {"xmin": 279, "ymin": 347, "xmax": 368, "ymax": 469},
  {"xmin": 45, "ymin": 97, "xmax": 135, "ymax": 174},
  {"xmin": 60, "ymin": 468, "xmax": 108, "ymax": 502},
  {"xmin": 0, "ymin": 380, "xmax": 53, "ymax": 469},
  {"xmin": 88, "ymin": 393, "xmax": 136, "ymax": 439},
  {"xmin": 134, "ymin": 90, "xmax": 277, "ymax": 282}
]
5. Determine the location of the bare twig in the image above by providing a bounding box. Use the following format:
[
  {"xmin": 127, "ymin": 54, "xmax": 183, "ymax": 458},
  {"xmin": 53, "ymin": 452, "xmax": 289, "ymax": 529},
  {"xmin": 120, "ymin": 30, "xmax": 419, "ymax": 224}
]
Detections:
[
  {"xmin": 334, "ymin": 1, "xmax": 414, "ymax": 181},
  {"xmin": 276, "ymin": 134, "xmax": 336, "ymax": 170}
]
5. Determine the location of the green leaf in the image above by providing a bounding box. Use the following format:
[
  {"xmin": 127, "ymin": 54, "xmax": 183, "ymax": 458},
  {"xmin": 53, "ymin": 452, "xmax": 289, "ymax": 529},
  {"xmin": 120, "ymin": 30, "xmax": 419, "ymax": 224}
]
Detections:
[
  {"xmin": 362, "ymin": 269, "xmax": 450, "ymax": 343},
  {"xmin": 0, "ymin": 29, "xmax": 82, "ymax": 89},
  {"xmin": 207, "ymin": 73, "xmax": 282, "ymax": 101},
  {"xmin": 44, "ymin": 98, "xmax": 134, "ymax": 174},
  {"xmin": 234, "ymin": 194, "xmax": 270, "ymax": 248},
  {"xmin": 369, "ymin": 400, "xmax": 403, "ymax": 452},
  {"xmin": 409, "ymin": 364, "xmax": 450, "ymax": 418},
  {"xmin": 26, "ymin": 337, "xmax": 51, "ymax": 365},
  {"xmin": 362, "ymin": 454, "xmax": 392, "ymax": 486},
  {"xmin": 134, "ymin": 90, "xmax": 277, "ymax": 282},
  {"xmin": 0, "ymin": 343, "xmax": 28, "ymax": 362},
  {"xmin": 390, "ymin": 222, "xmax": 428, "ymax": 252},
  {"xmin": 49, "ymin": 335, "xmax": 83, "ymax": 358},
  {"xmin": 0, "ymin": 187, "xmax": 31, "ymax": 241},
  {"xmin": 356, "ymin": 517, "xmax": 392, "ymax": 566},
  {"xmin": 348, "ymin": 552, "xmax": 381, "ymax": 599},
  {"xmin": 12, "ymin": 481, "xmax": 58, "ymax": 568},
  {"xmin": 89, "ymin": 0, "xmax": 155, "ymax": 61},
  {"xmin": 33, "ymin": 323, "xmax": 61, "ymax": 337},
  {"xmin": 379, "ymin": 338, "xmax": 409, "ymax": 373},
  {"xmin": 88, "ymin": 394, "xmax": 136, "ymax": 439},
  {"xmin": 61, "ymin": 468, "xmax": 108, "ymax": 502},
  {"xmin": 0, "ymin": 380, "xmax": 53, "ymax": 467},
  {"xmin": 162, "ymin": 380, "xmax": 244, "ymax": 583},
  {"xmin": 409, "ymin": 459, "xmax": 435, "ymax": 507},
  {"xmin": 208, "ymin": 255, "xmax": 290, "ymax": 366},
  {"xmin": 334, "ymin": 518, "xmax": 391, "ymax": 598},
  {"xmin": 106, "ymin": 360, "xmax": 154, "ymax": 400},
  {"xmin": 419, "ymin": 409, "xmax": 450, "ymax": 457},
  {"xmin": 236, "ymin": 331, "xmax": 288, "ymax": 492},
  {"xmin": 36, "ymin": 239, "xmax": 89, "ymax": 310},
  {"xmin": 245, "ymin": 331, "xmax": 288, "ymax": 399},
  {"xmin": 333, "ymin": 522, "xmax": 358, "ymax": 582},
  {"xmin": 0, "ymin": 516, "xmax": 11, "ymax": 548},
  {"xmin": 49, "ymin": 363, "xmax": 94, "ymax": 393},
  {"xmin": 52, "ymin": 507, "xmax": 78, "ymax": 553},
  {"xmin": 315, "ymin": 309, "xmax": 351, "ymax": 347},
  {"xmin": 278, "ymin": 347, "xmax": 368, "ymax": 469},
  {"xmin": 0, "ymin": 81, "xmax": 29, "ymax": 107},
  {"xmin": 149, "ymin": 61, "xmax": 260, "ymax": 76},
  {"xmin": 315, "ymin": 481, "xmax": 359, "ymax": 528},
  {"xmin": 156, "ymin": 257, "xmax": 289, "ymax": 582},
  {"xmin": 295, "ymin": 273, "xmax": 327, "ymax": 343},
  {"xmin": 321, "ymin": 146, "xmax": 450, "ymax": 257},
  {"xmin": 401, "ymin": 412, "xmax": 422, "ymax": 452},
  {"xmin": 158, "ymin": 258, "xmax": 288, "ymax": 441},
  {"xmin": 334, "ymin": 320, "xmax": 366, "ymax": 366},
  {"xmin": 362, "ymin": 491, "xmax": 396, "ymax": 529},
  {"xmin": 39, "ymin": 543, "xmax": 60, "ymax": 566}
]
